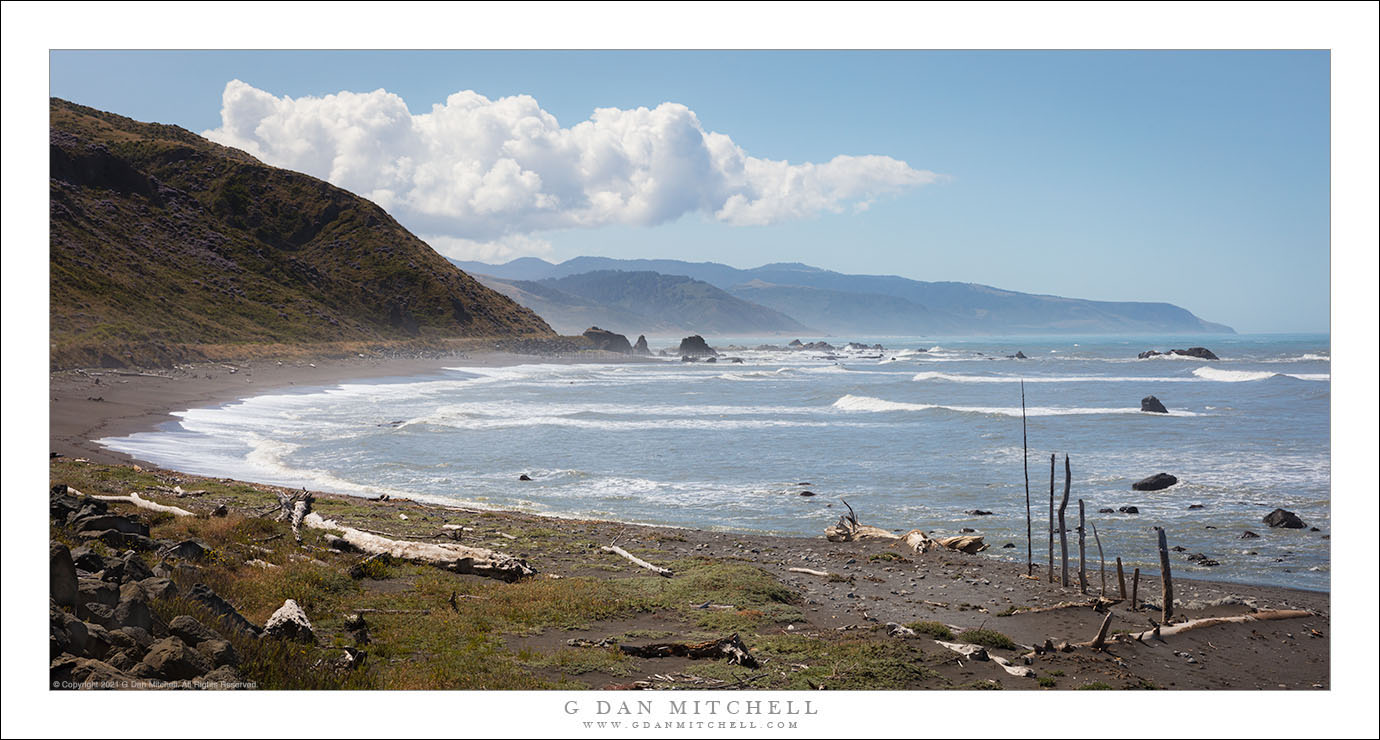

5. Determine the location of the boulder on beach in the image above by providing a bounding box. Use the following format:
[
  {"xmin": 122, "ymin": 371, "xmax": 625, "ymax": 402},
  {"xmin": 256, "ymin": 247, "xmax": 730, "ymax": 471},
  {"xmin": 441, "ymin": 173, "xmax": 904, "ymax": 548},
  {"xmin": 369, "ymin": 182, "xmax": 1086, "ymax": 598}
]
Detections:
[
  {"xmin": 678, "ymin": 335, "xmax": 718, "ymax": 357},
  {"xmin": 1263, "ymin": 508, "xmax": 1306, "ymax": 529},
  {"xmin": 632, "ymin": 335, "xmax": 651, "ymax": 355},
  {"xmin": 582, "ymin": 327, "xmax": 632, "ymax": 353},
  {"xmin": 1141, "ymin": 395, "xmax": 1169, "ymax": 414},
  {"xmin": 1131, "ymin": 473, "xmax": 1178, "ymax": 491}
]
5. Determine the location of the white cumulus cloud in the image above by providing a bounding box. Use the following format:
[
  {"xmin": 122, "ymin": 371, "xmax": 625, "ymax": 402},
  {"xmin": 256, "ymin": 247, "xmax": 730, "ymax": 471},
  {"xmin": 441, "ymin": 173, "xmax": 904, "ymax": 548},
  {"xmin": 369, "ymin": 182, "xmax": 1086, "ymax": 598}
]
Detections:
[{"xmin": 204, "ymin": 79, "xmax": 939, "ymax": 249}]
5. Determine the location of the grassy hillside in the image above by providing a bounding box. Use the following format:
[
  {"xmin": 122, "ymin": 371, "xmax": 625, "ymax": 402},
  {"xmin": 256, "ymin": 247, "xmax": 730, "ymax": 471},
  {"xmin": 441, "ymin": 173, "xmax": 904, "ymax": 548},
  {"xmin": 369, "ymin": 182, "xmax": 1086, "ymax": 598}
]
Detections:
[{"xmin": 50, "ymin": 99, "xmax": 553, "ymax": 368}]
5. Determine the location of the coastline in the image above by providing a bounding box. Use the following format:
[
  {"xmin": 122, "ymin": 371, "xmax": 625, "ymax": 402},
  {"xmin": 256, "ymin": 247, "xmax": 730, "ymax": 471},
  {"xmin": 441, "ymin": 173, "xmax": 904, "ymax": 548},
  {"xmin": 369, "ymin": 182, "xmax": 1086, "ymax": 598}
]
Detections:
[{"xmin": 46, "ymin": 350, "xmax": 1330, "ymax": 689}]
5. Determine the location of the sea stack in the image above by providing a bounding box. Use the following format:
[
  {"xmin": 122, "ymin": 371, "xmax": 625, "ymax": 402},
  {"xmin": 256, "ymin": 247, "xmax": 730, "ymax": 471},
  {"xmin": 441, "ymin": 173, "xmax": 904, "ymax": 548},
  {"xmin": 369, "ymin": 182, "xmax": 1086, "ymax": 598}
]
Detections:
[
  {"xmin": 1141, "ymin": 395, "xmax": 1169, "ymax": 413},
  {"xmin": 632, "ymin": 335, "xmax": 651, "ymax": 355},
  {"xmin": 677, "ymin": 335, "xmax": 718, "ymax": 357},
  {"xmin": 582, "ymin": 327, "xmax": 632, "ymax": 353}
]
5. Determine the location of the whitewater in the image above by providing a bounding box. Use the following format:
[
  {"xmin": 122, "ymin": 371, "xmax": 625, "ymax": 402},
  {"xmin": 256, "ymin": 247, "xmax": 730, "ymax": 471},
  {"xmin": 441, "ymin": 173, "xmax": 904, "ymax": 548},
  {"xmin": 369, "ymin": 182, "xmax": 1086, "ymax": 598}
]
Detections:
[{"xmin": 101, "ymin": 333, "xmax": 1330, "ymax": 591}]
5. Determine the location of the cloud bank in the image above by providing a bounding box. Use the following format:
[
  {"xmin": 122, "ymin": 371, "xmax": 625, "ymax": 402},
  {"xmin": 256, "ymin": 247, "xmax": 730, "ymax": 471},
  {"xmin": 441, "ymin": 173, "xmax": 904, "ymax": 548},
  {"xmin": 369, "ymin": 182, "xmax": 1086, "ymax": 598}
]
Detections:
[{"xmin": 204, "ymin": 80, "xmax": 938, "ymax": 256}]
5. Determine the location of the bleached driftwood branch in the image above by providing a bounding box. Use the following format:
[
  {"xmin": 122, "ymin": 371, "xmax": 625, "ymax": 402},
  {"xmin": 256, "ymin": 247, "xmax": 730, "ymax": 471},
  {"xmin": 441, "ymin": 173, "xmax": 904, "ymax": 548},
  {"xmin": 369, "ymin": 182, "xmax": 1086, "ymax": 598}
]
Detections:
[
  {"xmin": 1127, "ymin": 609, "xmax": 1311, "ymax": 642},
  {"xmin": 602, "ymin": 545, "xmax": 673, "ymax": 577},
  {"xmin": 302, "ymin": 510, "xmax": 535, "ymax": 582},
  {"xmin": 787, "ymin": 567, "xmax": 833, "ymax": 578},
  {"xmin": 90, "ymin": 491, "xmax": 196, "ymax": 517}
]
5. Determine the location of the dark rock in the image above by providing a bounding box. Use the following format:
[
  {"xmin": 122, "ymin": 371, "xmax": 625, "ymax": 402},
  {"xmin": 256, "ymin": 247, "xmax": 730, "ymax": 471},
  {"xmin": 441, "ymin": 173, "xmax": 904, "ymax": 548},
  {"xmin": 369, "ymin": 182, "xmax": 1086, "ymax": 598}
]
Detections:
[
  {"xmin": 81, "ymin": 622, "xmax": 114, "ymax": 661},
  {"xmin": 88, "ymin": 529, "xmax": 158, "ymax": 551},
  {"xmin": 1140, "ymin": 395, "xmax": 1169, "ymax": 414},
  {"xmin": 1118, "ymin": 506, "xmax": 1140, "ymax": 514},
  {"xmin": 344, "ymin": 613, "xmax": 371, "ymax": 645},
  {"xmin": 632, "ymin": 335, "xmax": 651, "ymax": 355},
  {"xmin": 1010, "ymin": 351, "xmax": 1027, "ymax": 359},
  {"xmin": 77, "ymin": 602, "xmax": 115, "ymax": 627},
  {"xmin": 1137, "ymin": 350, "xmax": 1163, "ymax": 359},
  {"xmin": 197, "ymin": 665, "xmax": 245, "ymax": 687},
  {"xmin": 1241, "ymin": 530, "xmax": 1260, "ymax": 539},
  {"xmin": 1309, "ymin": 526, "xmax": 1320, "ymax": 532},
  {"xmin": 211, "ymin": 504, "xmax": 229, "ymax": 517},
  {"xmin": 799, "ymin": 490, "xmax": 815, "ymax": 497},
  {"xmin": 119, "ymin": 552, "xmax": 154, "ymax": 583},
  {"xmin": 518, "ymin": 474, "xmax": 532, "ymax": 481},
  {"xmin": 118, "ymin": 626, "xmax": 155, "ymax": 650},
  {"xmin": 677, "ymin": 335, "xmax": 718, "ymax": 357},
  {"xmin": 1186, "ymin": 553, "xmax": 1220, "ymax": 567},
  {"xmin": 189, "ymin": 583, "xmax": 261, "ymax": 636},
  {"xmin": 168, "ymin": 615, "xmax": 219, "ymax": 646},
  {"xmin": 70, "ymin": 546, "xmax": 109, "ymax": 574},
  {"xmin": 960, "ymin": 527, "xmax": 977, "ymax": 534},
  {"xmin": 264, "ymin": 599, "xmax": 315, "ymax": 643},
  {"xmin": 159, "ymin": 540, "xmax": 208, "ymax": 561},
  {"xmin": 196, "ymin": 639, "xmax": 239, "ymax": 668},
  {"xmin": 1170, "ymin": 545, "xmax": 1188, "ymax": 552},
  {"xmin": 1188, "ymin": 504, "xmax": 1205, "ymax": 510},
  {"xmin": 141, "ymin": 636, "xmax": 212, "ymax": 680},
  {"xmin": 51, "ymin": 543, "xmax": 78, "ymax": 607},
  {"xmin": 704, "ymin": 356, "xmax": 717, "ymax": 363},
  {"xmin": 78, "ymin": 578, "xmax": 119, "ymax": 609},
  {"xmin": 582, "ymin": 326, "xmax": 632, "ymax": 353},
  {"xmin": 1173, "ymin": 347, "xmax": 1220, "ymax": 360},
  {"xmin": 965, "ymin": 509, "xmax": 993, "ymax": 516},
  {"xmin": 73, "ymin": 514, "xmax": 148, "ymax": 537},
  {"xmin": 106, "ymin": 648, "xmax": 140, "ymax": 672},
  {"xmin": 1002, "ymin": 542, "xmax": 1016, "ymax": 548},
  {"xmin": 138, "ymin": 576, "xmax": 178, "ymax": 601},
  {"xmin": 1263, "ymin": 508, "xmax": 1305, "ymax": 529},
  {"xmin": 1098, "ymin": 508, "xmax": 1115, "ymax": 514},
  {"xmin": 113, "ymin": 582, "xmax": 152, "ymax": 633},
  {"xmin": 681, "ymin": 355, "xmax": 697, "ymax": 362},
  {"xmin": 1131, "ymin": 473, "xmax": 1178, "ymax": 491},
  {"xmin": 50, "ymin": 655, "xmax": 134, "ymax": 689}
]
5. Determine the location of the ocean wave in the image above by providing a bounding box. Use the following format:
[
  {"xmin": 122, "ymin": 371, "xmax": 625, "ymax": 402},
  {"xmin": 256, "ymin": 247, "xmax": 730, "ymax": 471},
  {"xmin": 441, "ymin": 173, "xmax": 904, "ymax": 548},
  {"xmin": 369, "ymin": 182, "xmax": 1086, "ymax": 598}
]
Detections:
[
  {"xmin": 1192, "ymin": 367, "xmax": 1329, "ymax": 382},
  {"xmin": 912, "ymin": 371, "xmax": 1198, "ymax": 384},
  {"xmin": 831, "ymin": 394, "xmax": 1196, "ymax": 417}
]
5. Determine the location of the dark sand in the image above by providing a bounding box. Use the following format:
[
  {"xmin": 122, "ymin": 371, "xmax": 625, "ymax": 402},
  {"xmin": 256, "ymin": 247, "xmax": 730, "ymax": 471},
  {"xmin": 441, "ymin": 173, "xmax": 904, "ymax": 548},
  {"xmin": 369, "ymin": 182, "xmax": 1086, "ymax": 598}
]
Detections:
[{"xmin": 47, "ymin": 352, "xmax": 1330, "ymax": 690}]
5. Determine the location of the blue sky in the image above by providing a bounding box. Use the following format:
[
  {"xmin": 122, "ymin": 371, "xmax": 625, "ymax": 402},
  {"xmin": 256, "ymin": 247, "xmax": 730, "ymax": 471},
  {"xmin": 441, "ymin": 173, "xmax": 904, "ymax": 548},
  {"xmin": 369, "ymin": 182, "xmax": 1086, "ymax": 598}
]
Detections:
[{"xmin": 49, "ymin": 50, "xmax": 1330, "ymax": 333}]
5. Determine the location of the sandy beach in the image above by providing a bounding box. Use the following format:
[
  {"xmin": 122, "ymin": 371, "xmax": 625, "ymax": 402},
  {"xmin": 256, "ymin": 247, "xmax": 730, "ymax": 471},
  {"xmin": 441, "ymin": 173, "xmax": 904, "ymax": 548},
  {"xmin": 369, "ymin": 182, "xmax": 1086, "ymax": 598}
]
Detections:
[{"xmin": 47, "ymin": 351, "xmax": 1330, "ymax": 690}]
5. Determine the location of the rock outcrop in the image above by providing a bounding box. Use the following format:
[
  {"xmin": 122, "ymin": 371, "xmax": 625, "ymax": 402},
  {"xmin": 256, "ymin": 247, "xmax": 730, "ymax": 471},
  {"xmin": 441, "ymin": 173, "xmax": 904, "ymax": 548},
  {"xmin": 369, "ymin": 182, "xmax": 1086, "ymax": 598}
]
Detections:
[
  {"xmin": 677, "ymin": 335, "xmax": 718, "ymax": 357},
  {"xmin": 1141, "ymin": 395, "xmax": 1169, "ymax": 414},
  {"xmin": 632, "ymin": 334, "xmax": 651, "ymax": 355},
  {"xmin": 1138, "ymin": 347, "xmax": 1220, "ymax": 360}
]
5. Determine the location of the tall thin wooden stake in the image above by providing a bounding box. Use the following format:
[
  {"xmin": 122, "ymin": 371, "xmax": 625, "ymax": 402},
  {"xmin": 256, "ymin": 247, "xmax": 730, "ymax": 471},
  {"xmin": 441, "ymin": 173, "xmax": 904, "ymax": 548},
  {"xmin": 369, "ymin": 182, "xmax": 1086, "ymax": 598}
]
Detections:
[
  {"xmin": 1156, "ymin": 527, "xmax": 1174, "ymax": 623},
  {"xmin": 1077, "ymin": 499, "xmax": 1087, "ymax": 594},
  {"xmin": 1021, "ymin": 380, "xmax": 1031, "ymax": 576},
  {"xmin": 1130, "ymin": 568, "xmax": 1140, "ymax": 610},
  {"xmin": 1047, "ymin": 454, "xmax": 1055, "ymax": 583},
  {"xmin": 1092, "ymin": 523, "xmax": 1106, "ymax": 597},
  {"xmin": 1116, "ymin": 557, "xmax": 1127, "ymax": 600},
  {"xmin": 1058, "ymin": 455, "xmax": 1070, "ymax": 587}
]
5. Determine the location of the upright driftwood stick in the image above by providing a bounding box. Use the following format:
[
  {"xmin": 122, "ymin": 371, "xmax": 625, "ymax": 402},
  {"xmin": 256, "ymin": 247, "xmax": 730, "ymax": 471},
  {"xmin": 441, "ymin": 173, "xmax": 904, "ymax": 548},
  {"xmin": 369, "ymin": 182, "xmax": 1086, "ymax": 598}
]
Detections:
[
  {"xmin": 1077, "ymin": 499, "xmax": 1087, "ymax": 594},
  {"xmin": 1116, "ymin": 557, "xmax": 1127, "ymax": 600},
  {"xmin": 1058, "ymin": 455, "xmax": 1071, "ymax": 587},
  {"xmin": 1047, "ymin": 454, "xmax": 1055, "ymax": 583},
  {"xmin": 1021, "ymin": 380, "xmax": 1032, "ymax": 577},
  {"xmin": 1156, "ymin": 527, "xmax": 1174, "ymax": 623},
  {"xmin": 1092, "ymin": 522, "xmax": 1106, "ymax": 596},
  {"xmin": 1130, "ymin": 568, "xmax": 1140, "ymax": 609}
]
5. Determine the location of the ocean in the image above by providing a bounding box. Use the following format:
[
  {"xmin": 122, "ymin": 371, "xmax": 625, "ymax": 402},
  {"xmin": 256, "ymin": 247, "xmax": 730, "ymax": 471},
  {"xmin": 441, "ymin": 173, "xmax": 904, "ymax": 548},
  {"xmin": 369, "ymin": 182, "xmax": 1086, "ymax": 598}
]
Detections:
[{"xmin": 100, "ymin": 333, "xmax": 1330, "ymax": 591}]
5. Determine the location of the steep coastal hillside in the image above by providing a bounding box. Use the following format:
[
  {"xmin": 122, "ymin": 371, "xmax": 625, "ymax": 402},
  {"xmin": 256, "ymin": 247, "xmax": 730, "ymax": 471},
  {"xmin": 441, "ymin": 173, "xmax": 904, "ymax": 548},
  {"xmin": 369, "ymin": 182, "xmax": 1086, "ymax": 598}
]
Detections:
[
  {"xmin": 471, "ymin": 269, "xmax": 815, "ymax": 336},
  {"xmin": 458, "ymin": 256, "xmax": 1234, "ymax": 335},
  {"xmin": 49, "ymin": 99, "xmax": 553, "ymax": 368}
]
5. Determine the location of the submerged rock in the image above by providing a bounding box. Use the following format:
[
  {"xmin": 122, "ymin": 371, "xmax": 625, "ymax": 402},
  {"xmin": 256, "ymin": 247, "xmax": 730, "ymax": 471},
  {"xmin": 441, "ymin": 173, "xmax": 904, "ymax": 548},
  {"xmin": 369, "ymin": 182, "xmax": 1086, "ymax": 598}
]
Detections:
[{"xmin": 1131, "ymin": 473, "xmax": 1178, "ymax": 491}]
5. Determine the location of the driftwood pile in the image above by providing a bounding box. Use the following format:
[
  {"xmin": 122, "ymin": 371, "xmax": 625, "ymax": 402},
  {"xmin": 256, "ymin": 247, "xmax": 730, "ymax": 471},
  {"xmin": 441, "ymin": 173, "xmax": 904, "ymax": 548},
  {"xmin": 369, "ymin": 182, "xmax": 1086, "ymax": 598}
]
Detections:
[{"xmin": 825, "ymin": 500, "xmax": 989, "ymax": 554}]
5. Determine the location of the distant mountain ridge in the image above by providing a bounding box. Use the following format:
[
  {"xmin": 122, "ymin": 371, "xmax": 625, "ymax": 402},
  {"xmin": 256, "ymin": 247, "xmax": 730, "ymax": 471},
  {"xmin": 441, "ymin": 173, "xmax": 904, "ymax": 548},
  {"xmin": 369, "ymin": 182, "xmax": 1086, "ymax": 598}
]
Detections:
[
  {"xmin": 49, "ymin": 99, "xmax": 553, "ymax": 368},
  {"xmin": 473, "ymin": 270, "xmax": 813, "ymax": 336},
  {"xmin": 452, "ymin": 256, "xmax": 1234, "ymax": 335}
]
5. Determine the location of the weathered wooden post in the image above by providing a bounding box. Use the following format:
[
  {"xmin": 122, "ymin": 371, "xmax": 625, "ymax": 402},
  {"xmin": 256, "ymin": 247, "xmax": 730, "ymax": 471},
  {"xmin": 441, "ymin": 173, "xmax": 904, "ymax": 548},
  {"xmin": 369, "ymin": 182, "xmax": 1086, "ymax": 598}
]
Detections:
[
  {"xmin": 1058, "ymin": 455, "xmax": 1070, "ymax": 587},
  {"xmin": 1130, "ymin": 568, "xmax": 1140, "ymax": 610},
  {"xmin": 1156, "ymin": 527, "xmax": 1174, "ymax": 623},
  {"xmin": 1116, "ymin": 557, "xmax": 1127, "ymax": 601},
  {"xmin": 1078, "ymin": 499, "xmax": 1087, "ymax": 594},
  {"xmin": 1092, "ymin": 523, "xmax": 1106, "ymax": 597},
  {"xmin": 1022, "ymin": 381, "xmax": 1032, "ymax": 577},
  {"xmin": 1047, "ymin": 454, "xmax": 1055, "ymax": 583}
]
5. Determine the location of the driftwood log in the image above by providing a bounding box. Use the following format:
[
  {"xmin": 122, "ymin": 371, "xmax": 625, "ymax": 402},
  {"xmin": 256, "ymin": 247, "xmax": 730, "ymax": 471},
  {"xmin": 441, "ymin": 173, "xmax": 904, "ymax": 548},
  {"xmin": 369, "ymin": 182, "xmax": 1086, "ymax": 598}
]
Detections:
[
  {"xmin": 787, "ymin": 567, "xmax": 833, "ymax": 578},
  {"xmin": 825, "ymin": 500, "xmax": 897, "ymax": 542},
  {"xmin": 898, "ymin": 529, "xmax": 988, "ymax": 554},
  {"xmin": 602, "ymin": 545, "xmax": 673, "ymax": 577},
  {"xmin": 1127, "ymin": 609, "xmax": 1311, "ymax": 642},
  {"xmin": 1092, "ymin": 522, "xmax": 1106, "ymax": 596},
  {"xmin": 89, "ymin": 491, "xmax": 195, "ymax": 517},
  {"xmin": 609, "ymin": 634, "xmax": 759, "ymax": 668},
  {"xmin": 1079, "ymin": 609, "xmax": 1116, "ymax": 650},
  {"xmin": 1116, "ymin": 557, "xmax": 1127, "ymax": 600},
  {"xmin": 276, "ymin": 490, "xmax": 313, "ymax": 543}
]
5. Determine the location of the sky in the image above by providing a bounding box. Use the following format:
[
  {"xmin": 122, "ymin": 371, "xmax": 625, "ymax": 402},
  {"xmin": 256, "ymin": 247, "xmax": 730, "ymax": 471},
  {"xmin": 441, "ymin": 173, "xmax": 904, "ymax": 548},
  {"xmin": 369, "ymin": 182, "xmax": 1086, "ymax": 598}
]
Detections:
[{"xmin": 48, "ymin": 50, "xmax": 1331, "ymax": 333}]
